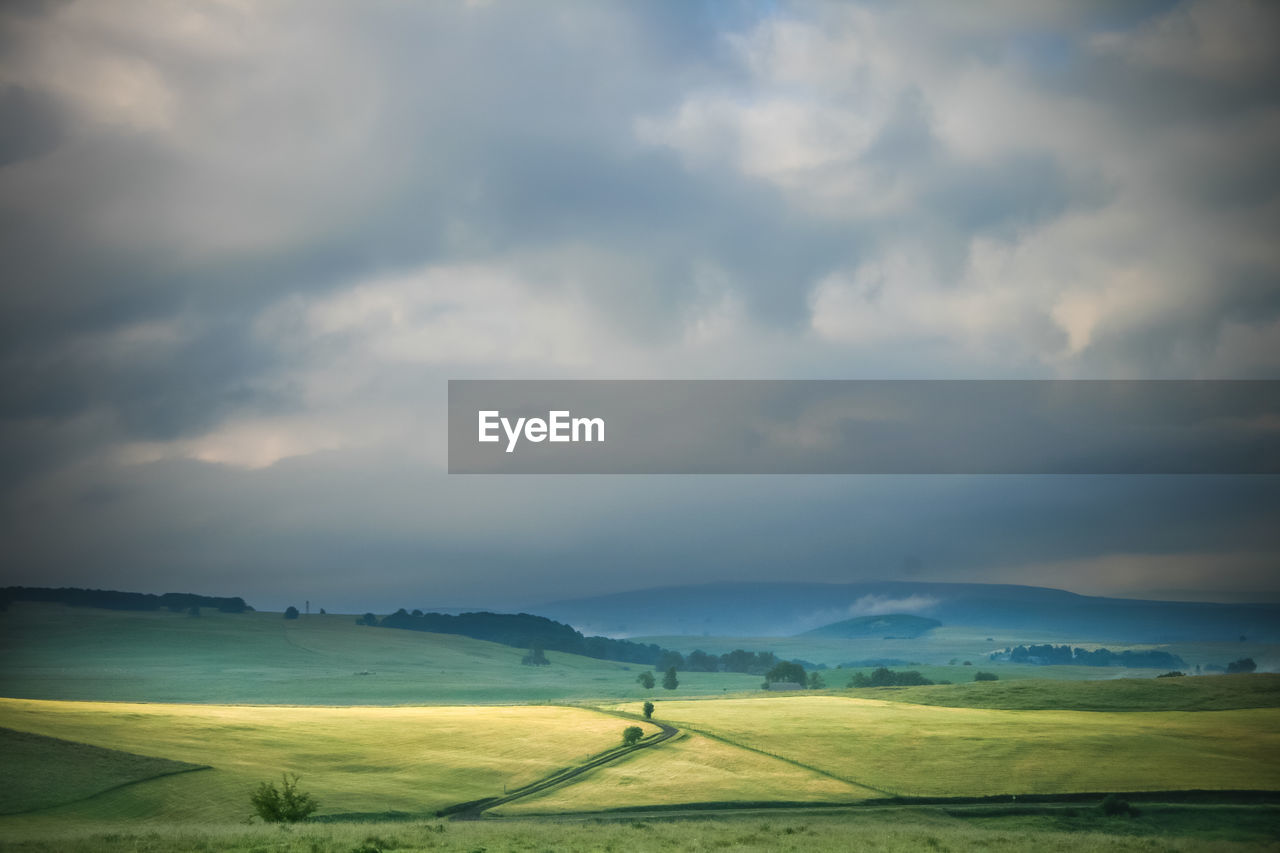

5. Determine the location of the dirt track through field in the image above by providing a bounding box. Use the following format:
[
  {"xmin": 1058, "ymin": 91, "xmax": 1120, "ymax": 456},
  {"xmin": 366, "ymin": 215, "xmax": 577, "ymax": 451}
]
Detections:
[{"xmin": 445, "ymin": 709, "xmax": 680, "ymax": 820}]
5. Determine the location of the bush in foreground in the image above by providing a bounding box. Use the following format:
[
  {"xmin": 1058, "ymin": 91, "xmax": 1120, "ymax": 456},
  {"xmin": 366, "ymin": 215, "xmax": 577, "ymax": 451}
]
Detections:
[
  {"xmin": 250, "ymin": 773, "xmax": 318, "ymax": 823},
  {"xmin": 1099, "ymin": 793, "xmax": 1140, "ymax": 817}
]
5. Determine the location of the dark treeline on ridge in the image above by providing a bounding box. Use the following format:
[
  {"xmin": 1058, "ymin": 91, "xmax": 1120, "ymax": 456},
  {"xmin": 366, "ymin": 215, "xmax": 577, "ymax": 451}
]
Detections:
[
  {"xmin": 992, "ymin": 644, "xmax": 1186, "ymax": 669},
  {"xmin": 371, "ymin": 609, "xmax": 667, "ymax": 665},
  {"xmin": 367, "ymin": 609, "xmax": 785, "ymax": 672},
  {"xmin": 1, "ymin": 586, "xmax": 251, "ymax": 614}
]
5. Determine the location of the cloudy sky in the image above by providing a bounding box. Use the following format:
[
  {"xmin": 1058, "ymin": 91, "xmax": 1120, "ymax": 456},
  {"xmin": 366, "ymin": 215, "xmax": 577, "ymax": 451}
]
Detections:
[{"xmin": 1, "ymin": 0, "xmax": 1278, "ymax": 613}]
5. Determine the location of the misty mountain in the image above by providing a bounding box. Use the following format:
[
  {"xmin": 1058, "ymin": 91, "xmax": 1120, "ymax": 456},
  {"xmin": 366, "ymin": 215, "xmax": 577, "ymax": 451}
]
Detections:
[{"xmin": 537, "ymin": 581, "xmax": 1280, "ymax": 643}]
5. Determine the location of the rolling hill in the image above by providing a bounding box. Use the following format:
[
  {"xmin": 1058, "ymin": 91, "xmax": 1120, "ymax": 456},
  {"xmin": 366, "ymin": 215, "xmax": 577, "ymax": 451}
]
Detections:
[
  {"xmin": 538, "ymin": 581, "xmax": 1280, "ymax": 642},
  {"xmin": 803, "ymin": 613, "xmax": 941, "ymax": 639},
  {"xmin": 0, "ymin": 602, "xmax": 761, "ymax": 704}
]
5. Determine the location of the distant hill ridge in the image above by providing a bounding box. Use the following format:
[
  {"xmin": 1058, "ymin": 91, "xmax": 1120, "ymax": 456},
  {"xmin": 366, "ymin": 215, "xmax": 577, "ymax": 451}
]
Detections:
[
  {"xmin": 803, "ymin": 613, "xmax": 941, "ymax": 639},
  {"xmin": 1, "ymin": 586, "xmax": 250, "ymax": 614},
  {"xmin": 537, "ymin": 581, "xmax": 1280, "ymax": 642}
]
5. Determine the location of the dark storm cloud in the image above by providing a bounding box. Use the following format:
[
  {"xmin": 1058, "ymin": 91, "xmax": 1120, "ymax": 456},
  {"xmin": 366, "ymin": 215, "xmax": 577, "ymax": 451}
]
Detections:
[{"xmin": 1, "ymin": 0, "xmax": 1278, "ymax": 606}]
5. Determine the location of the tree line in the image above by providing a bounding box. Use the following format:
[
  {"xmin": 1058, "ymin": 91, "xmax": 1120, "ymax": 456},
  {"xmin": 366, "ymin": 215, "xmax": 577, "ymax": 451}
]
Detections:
[
  {"xmin": 990, "ymin": 643, "xmax": 1186, "ymax": 669},
  {"xmin": 364, "ymin": 608, "xmax": 668, "ymax": 665},
  {"xmin": 1, "ymin": 586, "xmax": 250, "ymax": 614},
  {"xmin": 653, "ymin": 648, "xmax": 782, "ymax": 675}
]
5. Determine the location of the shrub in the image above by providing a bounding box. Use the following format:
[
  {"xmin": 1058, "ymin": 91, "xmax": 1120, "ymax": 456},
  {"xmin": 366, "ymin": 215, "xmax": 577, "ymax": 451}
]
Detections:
[
  {"xmin": 764, "ymin": 661, "xmax": 806, "ymax": 685},
  {"xmin": 1156, "ymin": 670, "xmax": 1186, "ymax": 678},
  {"xmin": 642, "ymin": 701, "xmax": 654, "ymax": 719},
  {"xmin": 1099, "ymin": 794, "xmax": 1139, "ymax": 817},
  {"xmin": 662, "ymin": 666, "xmax": 679, "ymax": 690},
  {"xmin": 1226, "ymin": 657, "xmax": 1257, "ymax": 674},
  {"xmin": 250, "ymin": 773, "xmax": 318, "ymax": 823},
  {"xmin": 637, "ymin": 671, "xmax": 655, "ymax": 689},
  {"xmin": 973, "ymin": 671, "xmax": 998, "ymax": 681},
  {"xmin": 521, "ymin": 646, "xmax": 549, "ymax": 666}
]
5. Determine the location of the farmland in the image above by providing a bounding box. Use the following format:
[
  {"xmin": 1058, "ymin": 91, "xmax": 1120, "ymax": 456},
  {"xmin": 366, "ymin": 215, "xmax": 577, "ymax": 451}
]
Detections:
[
  {"xmin": 604, "ymin": 695, "xmax": 1280, "ymax": 798},
  {"xmin": 2, "ymin": 604, "xmax": 1279, "ymax": 850}
]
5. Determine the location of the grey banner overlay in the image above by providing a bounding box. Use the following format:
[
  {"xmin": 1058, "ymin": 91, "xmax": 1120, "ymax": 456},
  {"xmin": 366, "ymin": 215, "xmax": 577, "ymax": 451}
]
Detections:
[{"xmin": 448, "ymin": 380, "xmax": 1280, "ymax": 474}]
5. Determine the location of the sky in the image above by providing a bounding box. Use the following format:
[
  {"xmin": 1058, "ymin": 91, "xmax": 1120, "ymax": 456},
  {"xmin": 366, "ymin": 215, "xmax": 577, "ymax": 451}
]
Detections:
[{"xmin": 1, "ymin": 0, "xmax": 1278, "ymax": 613}]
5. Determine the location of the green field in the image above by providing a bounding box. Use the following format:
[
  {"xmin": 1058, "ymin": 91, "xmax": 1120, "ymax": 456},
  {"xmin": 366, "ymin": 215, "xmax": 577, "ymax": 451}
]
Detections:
[
  {"xmin": 2, "ymin": 805, "xmax": 1279, "ymax": 852},
  {"xmin": 498, "ymin": 730, "xmax": 878, "ymax": 814},
  {"xmin": 0, "ymin": 604, "xmax": 760, "ymax": 704},
  {"xmin": 3, "ymin": 605, "xmax": 1280, "ymax": 850},
  {"xmin": 840, "ymin": 673, "xmax": 1280, "ymax": 711},
  {"xmin": 609, "ymin": 695, "xmax": 1280, "ymax": 798},
  {"xmin": 0, "ymin": 728, "xmax": 206, "ymax": 815},
  {"xmin": 0, "ymin": 698, "xmax": 661, "ymax": 821}
]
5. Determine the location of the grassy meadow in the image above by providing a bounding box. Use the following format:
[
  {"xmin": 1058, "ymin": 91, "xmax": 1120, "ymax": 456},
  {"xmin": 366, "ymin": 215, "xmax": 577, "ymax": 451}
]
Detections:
[
  {"xmin": 497, "ymin": 731, "xmax": 879, "ymax": 815},
  {"xmin": 608, "ymin": 695, "xmax": 1280, "ymax": 798},
  {"xmin": 0, "ymin": 698, "xmax": 658, "ymax": 821},
  {"xmin": 2, "ymin": 604, "xmax": 1279, "ymax": 850},
  {"xmin": 1, "ymin": 807, "xmax": 1279, "ymax": 852},
  {"xmin": 0, "ymin": 728, "xmax": 206, "ymax": 815},
  {"xmin": 0, "ymin": 604, "xmax": 760, "ymax": 704}
]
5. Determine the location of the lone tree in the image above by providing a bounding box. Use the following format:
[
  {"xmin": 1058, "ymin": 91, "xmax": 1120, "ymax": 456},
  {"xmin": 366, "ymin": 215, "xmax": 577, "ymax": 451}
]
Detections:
[
  {"xmin": 807, "ymin": 671, "xmax": 825, "ymax": 690},
  {"xmin": 643, "ymin": 701, "xmax": 655, "ymax": 719},
  {"xmin": 284, "ymin": 606, "xmax": 300, "ymax": 620},
  {"xmin": 250, "ymin": 773, "xmax": 318, "ymax": 823},
  {"xmin": 765, "ymin": 660, "xmax": 806, "ymax": 685},
  {"xmin": 1226, "ymin": 657, "xmax": 1257, "ymax": 674},
  {"xmin": 622, "ymin": 726, "xmax": 644, "ymax": 746},
  {"xmin": 637, "ymin": 671, "xmax": 655, "ymax": 690},
  {"xmin": 662, "ymin": 666, "xmax": 679, "ymax": 690},
  {"xmin": 974, "ymin": 671, "xmax": 999, "ymax": 681},
  {"xmin": 521, "ymin": 645, "xmax": 550, "ymax": 666}
]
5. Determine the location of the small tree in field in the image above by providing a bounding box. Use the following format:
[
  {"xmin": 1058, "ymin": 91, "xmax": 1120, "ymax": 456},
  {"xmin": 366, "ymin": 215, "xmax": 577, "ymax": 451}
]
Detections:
[
  {"xmin": 250, "ymin": 773, "xmax": 318, "ymax": 823},
  {"xmin": 521, "ymin": 645, "xmax": 550, "ymax": 666},
  {"xmin": 643, "ymin": 701, "xmax": 655, "ymax": 719},
  {"xmin": 284, "ymin": 606, "xmax": 300, "ymax": 620},
  {"xmin": 637, "ymin": 671, "xmax": 655, "ymax": 689},
  {"xmin": 622, "ymin": 726, "xmax": 644, "ymax": 746},
  {"xmin": 662, "ymin": 666, "xmax": 679, "ymax": 690}
]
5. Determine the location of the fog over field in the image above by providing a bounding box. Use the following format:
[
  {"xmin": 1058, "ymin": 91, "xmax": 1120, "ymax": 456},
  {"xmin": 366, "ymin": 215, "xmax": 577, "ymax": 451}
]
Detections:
[{"xmin": 2, "ymin": 1, "xmax": 1278, "ymax": 610}]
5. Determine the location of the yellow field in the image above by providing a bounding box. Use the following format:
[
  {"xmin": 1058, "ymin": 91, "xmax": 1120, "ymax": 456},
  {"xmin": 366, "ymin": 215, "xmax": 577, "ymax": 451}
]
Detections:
[
  {"xmin": 0, "ymin": 699, "xmax": 658, "ymax": 821},
  {"xmin": 614, "ymin": 696, "xmax": 1280, "ymax": 797},
  {"xmin": 498, "ymin": 730, "xmax": 879, "ymax": 814}
]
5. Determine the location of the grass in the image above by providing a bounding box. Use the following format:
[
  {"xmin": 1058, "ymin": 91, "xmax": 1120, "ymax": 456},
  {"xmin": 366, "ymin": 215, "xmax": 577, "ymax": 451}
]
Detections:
[
  {"xmin": 0, "ymin": 604, "xmax": 761, "ymax": 704},
  {"xmin": 0, "ymin": 699, "xmax": 658, "ymax": 822},
  {"xmin": 839, "ymin": 674, "xmax": 1280, "ymax": 711},
  {"xmin": 1, "ymin": 807, "xmax": 1278, "ymax": 852},
  {"xmin": 0, "ymin": 728, "xmax": 206, "ymax": 815},
  {"xmin": 4, "ymin": 604, "xmax": 1280, "ymax": 848},
  {"xmin": 611, "ymin": 696, "xmax": 1280, "ymax": 798},
  {"xmin": 497, "ymin": 731, "xmax": 879, "ymax": 815}
]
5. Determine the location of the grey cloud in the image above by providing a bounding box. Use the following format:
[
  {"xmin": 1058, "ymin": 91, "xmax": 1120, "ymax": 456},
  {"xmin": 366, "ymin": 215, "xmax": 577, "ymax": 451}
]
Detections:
[{"xmin": 1, "ymin": 0, "xmax": 1278, "ymax": 606}]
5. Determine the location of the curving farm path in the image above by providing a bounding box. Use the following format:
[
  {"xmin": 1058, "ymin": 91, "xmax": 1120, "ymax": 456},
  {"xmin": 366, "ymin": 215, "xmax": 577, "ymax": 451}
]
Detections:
[{"xmin": 444, "ymin": 709, "xmax": 680, "ymax": 820}]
